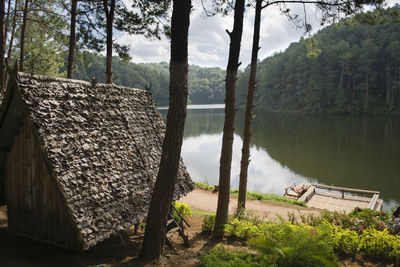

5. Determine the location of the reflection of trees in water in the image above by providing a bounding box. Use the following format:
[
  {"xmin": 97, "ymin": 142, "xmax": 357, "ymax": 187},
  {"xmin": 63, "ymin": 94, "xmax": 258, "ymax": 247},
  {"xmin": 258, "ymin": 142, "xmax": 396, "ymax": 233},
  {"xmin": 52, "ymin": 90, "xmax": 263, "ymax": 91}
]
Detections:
[
  {"xmin": 235, "ymin": 112, "xmax": 400, "ymax": 202},
  {"xmin": 183, "ymin": 109, "xmax": 225, "ymax": 138}
]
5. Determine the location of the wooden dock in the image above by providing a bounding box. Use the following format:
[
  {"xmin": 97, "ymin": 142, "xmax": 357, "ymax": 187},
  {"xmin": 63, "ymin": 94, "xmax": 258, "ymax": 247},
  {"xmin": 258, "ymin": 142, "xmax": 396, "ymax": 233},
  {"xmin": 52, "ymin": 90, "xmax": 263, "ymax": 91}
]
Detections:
[{"xmin": 285, "ymin": 183, "xmax": 383, "ymax": 213}]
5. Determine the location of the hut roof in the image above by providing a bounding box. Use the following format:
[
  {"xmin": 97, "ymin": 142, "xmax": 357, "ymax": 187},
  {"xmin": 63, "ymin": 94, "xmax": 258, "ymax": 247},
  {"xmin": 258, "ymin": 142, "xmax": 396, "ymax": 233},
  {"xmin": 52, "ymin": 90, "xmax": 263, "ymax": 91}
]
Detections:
[{"xmin": 0, "ymin": 72, "xmax": 193, "ymax": 249}]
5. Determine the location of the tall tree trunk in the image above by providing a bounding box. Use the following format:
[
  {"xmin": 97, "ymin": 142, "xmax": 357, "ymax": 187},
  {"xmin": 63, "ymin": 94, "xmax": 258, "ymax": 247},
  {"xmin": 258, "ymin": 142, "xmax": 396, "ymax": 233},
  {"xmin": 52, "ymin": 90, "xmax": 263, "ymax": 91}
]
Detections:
[
  {"xmin": 237, "ymin": 0, "xmax": 261, "ymax": 211},
  {"xmin": 104, "ymin": 0, "xmax": 115, "ymax": 84},
  {"xmin": 7, "ymin": 0, "xmax": 17, "ymax": 61},
  {"xmin": 0, "ymin": 0, "xmax": 5, "ymax": 92},
  {"xmin": 212, "ymin": 0, "xmax": 245, "ymax": 239},
  {"xmin": 67, "ymin": 0, "xmax": 78, "ymax": 79},
  {"xmin": 140, "ymin": 0, "xmax": 190, "ymax": 259},
  {"xmin": 364, "ymin": 65, "xmax": 368, "ymax": 110},
  {"xmin": 2, "ymin": 0, "xmax": 12, "ymax": 88},
  {"xmin": 338, "ymin": 62, "xmax": 345, "ymax": 89},
  {"xmin": 385, "ymin": 59, "xmax": 391, "ymax": 110},
  {"xmin": 19, "ymin": 0, "xmax": 30, "ymax": 72}
]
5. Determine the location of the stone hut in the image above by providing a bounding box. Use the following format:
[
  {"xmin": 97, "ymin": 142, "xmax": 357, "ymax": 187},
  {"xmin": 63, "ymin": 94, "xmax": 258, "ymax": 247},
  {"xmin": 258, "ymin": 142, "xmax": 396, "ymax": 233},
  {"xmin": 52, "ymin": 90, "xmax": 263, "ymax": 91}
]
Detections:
[{"xmin": 0, "ymin": 72, "xmax": 193, "ymax": 250}]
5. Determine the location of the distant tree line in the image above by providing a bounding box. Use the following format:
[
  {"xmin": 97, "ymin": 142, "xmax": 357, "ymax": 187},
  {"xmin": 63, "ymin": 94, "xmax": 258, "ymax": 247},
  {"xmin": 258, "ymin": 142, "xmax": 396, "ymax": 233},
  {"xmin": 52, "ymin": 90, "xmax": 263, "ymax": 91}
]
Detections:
[
  {"xmin": 237, "ymin": 7, "xmax": 400, "ymax": 114},
  {"xmin": 68, "ymin": 53, "xmax": 226, "ymax": 106}
]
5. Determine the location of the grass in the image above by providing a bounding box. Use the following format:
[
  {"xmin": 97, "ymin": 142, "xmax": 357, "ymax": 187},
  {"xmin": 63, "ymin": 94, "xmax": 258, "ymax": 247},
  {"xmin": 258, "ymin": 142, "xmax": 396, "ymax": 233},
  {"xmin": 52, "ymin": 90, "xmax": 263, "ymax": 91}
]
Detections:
[
  {"xmin": 195, "ymin": 181, "xmax": 214, "ymax": 191},
  {"xmin": 191, "ymin": 207, "xmax": 215, "ymax": 217},
  {"xmin": 194, "ymin": 182, "xmax": 305, "ymax": 207}
]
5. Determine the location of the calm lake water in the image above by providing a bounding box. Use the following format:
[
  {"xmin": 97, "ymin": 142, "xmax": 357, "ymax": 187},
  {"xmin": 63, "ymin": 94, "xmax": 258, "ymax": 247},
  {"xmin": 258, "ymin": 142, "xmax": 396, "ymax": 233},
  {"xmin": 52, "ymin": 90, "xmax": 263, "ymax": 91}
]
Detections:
[{"xmin": 160, "ymin": 105, "xmax": 400, "ymax": 210}]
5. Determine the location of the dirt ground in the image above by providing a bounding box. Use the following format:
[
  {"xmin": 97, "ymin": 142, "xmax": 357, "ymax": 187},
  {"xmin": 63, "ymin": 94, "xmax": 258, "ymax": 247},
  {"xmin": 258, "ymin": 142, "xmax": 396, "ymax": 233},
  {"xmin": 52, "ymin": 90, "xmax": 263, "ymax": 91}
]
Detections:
[{"xmin": 180, "ymin": 189, "xmax": 321, "ymax": 220}]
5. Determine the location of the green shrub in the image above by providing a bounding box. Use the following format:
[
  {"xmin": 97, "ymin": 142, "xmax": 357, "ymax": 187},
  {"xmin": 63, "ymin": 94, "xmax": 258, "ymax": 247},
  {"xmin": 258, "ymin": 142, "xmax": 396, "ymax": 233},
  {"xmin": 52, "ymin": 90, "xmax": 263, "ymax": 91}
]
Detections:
[
  {"xmin": 359, "ymin": 228, "xmax": 400, "ymax": 261},
  {"xmin": 225, "ymin": 218, "xmax": 266, "ymax": 240},
  {"xmin": 249, "ymin": 222, "xmax": 338, "ymax": 267},
  {"xmin": 325, "ymin": 221, "xmax": 400, "ymax": 262},
  {"xmin": 328, "ymin": 223, "xmax": 359, "ymax": 255},
  {"xmin": 207, "ymin": 214, "xmax": 400, "ymax": 265},
  {"xmin": 195, "ymin": 182, "xmax": 214, "ymax": 191},
  {"xmin": 199, "ymin": 245, "xmax": 272, "ymax": 267},
  {"xmin": 172, "ymin": 201, "xmax": 192, "ymax": 223},
  {"xmin": 319, "ymin": 209, "xmax": 391, "ymax": 233},
  {"xmin": 202, "ymin": 214, "xmax": 216, "ymax": 233}
]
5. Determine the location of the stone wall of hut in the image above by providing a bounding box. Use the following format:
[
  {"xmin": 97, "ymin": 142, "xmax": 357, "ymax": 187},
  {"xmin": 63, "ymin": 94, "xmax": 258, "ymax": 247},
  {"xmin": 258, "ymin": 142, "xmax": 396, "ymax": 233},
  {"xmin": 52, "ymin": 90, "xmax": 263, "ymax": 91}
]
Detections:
[{"xmin": 5, "ymin": 117, "xmax": 82, "ymax": 249}]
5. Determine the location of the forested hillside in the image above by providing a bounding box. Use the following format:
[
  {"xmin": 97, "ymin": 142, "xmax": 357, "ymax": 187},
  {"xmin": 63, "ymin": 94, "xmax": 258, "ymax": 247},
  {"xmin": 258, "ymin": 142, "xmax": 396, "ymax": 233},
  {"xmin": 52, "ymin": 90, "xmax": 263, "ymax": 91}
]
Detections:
[
  {"xmin": 65, "ymin": 54, "xmax": 225, "ymax": 106},
  {"xmin": 237, "ymin": 9, "xmax": 400, "ymax": 113}
]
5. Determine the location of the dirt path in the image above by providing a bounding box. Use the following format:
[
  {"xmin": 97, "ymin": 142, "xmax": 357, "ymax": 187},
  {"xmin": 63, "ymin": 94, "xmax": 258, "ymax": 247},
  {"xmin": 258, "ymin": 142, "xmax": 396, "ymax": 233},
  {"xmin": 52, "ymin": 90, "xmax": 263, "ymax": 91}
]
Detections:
[{"xmin": 179, "ymin": 189, "xmax": 320, "ymax": 220}]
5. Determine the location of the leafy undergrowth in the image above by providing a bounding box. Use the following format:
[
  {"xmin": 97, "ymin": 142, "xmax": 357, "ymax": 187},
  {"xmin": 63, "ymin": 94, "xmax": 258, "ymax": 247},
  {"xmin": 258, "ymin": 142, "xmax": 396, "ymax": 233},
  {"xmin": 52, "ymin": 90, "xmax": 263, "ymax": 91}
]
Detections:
[
  {"xmin": 200, "ymin": 209, "xmax": 400, "ymax": 266},
  {"xmin": 199, "ymin": 245, "xmax": 272, "ymax": 267},
  {"xmin": 194, "ymin": 182, "xmax": 305, "ymax": 207}
]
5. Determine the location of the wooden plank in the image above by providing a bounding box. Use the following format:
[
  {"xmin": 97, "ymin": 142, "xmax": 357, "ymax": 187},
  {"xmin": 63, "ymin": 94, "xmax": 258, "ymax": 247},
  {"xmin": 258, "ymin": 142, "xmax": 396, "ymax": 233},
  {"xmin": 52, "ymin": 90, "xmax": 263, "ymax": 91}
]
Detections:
[
  {"xmin": 23, "ymin": 123, "xmax": 33, "ymax": 237},
  {"xmin": 298, "ymin": 186, "xmax": 315, "ymax": 203},
  {"xmin": 0, "ymin": 91, "xmax": 26, "ymax": 151},
  {"xmin": 312, "ymin": 184, "xmax": 379, "ymax": 195},
  {"xmin": 5, "ymin": 156, "xmax": 12, "ymax": 228},
  {"xmin": 41, "ymin": 159, "xmax": 48, "ymax": 240},
  {"xmin": 29, "ymin": 125, "xmax": 38, "ymax": 239},
  {"xmin": 368, "ymin": 194, "xmax": 379, "ymax": 210},
  {"xmin": 376, "ymin": 199, "xmax": 383, "ymax": 211}
]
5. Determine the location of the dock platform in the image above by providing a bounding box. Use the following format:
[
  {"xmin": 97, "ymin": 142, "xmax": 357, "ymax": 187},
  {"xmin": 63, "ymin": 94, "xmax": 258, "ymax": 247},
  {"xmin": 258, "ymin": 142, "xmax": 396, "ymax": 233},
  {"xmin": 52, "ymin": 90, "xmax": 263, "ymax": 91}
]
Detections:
[{"xmin": 285, "ymin": 183, "xmax": 383, "ymax": 213}]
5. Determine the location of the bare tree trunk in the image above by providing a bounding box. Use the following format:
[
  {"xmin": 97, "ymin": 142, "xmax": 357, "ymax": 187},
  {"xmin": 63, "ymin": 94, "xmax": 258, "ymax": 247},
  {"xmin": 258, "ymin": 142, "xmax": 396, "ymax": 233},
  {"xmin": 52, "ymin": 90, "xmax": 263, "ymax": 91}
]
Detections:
[
  {"xmin": 103, "ymin": 0, "xmax": 115, "ymax": 84},
  {"xmin": 19, "ymin": 0, "xmax": 30, "ymax": 72},
  {"xmin": 7, "ymin": 0, "xmax": 17, "ymax": 61},
  {"xmin": 338, "ymin": 62, "xmax": 345, "ymax": 89},
  {"xmin": 212, "ymin": 0, "xmax": 245, "ymax": 239},
  {"xmin": 0, "ymin": 0, "xmax": 5, "ymax": 92},
  {"xmin": 385, "ymin": 59, "xmax": 391, "ymax": 111},
  {"xmin": 2, "ymin": 0, "xmax": 12, "ymax": 88},
  {"xmin": 237, "ymin": 0, "xmax": 261, "ymax": 211},
  {"xmin": 364, "ymin": 65, "xmax": 368, "ymax": 110},
  {"xmin": 67, "ymin": 0, "xmax": 78, "ymax": 79},
  {"xmin": 140, "ymin": 0, "xmax": 190, "ymax": 259}
]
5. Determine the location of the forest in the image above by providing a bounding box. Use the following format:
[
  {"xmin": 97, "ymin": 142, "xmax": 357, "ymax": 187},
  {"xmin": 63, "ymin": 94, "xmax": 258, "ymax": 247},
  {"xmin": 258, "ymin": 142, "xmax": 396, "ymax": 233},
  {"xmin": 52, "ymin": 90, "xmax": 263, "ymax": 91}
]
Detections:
[
  {"xmin": 67, "ymin": 54, "xmax": 226, "ymax": 106},
  {"xmin": 237, "ymin": 7, "xmax": 400, "ymax": 113}
]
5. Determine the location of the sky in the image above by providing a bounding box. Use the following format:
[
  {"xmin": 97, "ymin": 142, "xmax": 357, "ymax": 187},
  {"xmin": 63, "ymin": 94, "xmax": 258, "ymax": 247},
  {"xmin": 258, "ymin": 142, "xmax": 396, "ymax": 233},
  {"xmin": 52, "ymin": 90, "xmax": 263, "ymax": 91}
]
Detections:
[{"xmin": 117, "ymin": 0, "xmax": 400, "ymax": 69}]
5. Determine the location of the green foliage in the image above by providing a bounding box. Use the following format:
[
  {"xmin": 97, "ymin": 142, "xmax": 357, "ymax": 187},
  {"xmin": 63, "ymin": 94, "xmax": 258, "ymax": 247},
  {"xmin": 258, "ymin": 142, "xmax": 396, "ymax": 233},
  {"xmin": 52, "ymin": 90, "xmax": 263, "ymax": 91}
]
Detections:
[
  {"xmin": 289, "ymin": 209, "xmax": 400, "ymax": 261},
  {"xmin": 172, "ymin": 202, "xmax": 192, "ymax": 224},
  {"xmin": 320, "ymin": 209, "xmax": 391, "ymax": 234},
  {"xmin": 225, "ymin": 218, "xmax": 267, "ymax": 240},
  {"xmin": 221, "ymin": 211, "xmax": 400, "ymax": 264},
  {"xmin": 327, "ymin": 222, "xmax": 400, "ymax": 261},
  {"xmin": 9, "ymin": 0, "xmax": 68, "ymax": 77},
  {"xmin": 22, "ymin": 23, "xmax": 66, "ymax": 77},
  {"xmin": 201, "ymin": 214, "xmax": 216, "ymax": 233},
  {"xmin": 199, "ymin": 245, "xmax": 272, "ymax": 267},
  {"xmin": 358, "ymin": 228, "xmax": 400, "ymax": 261},
  {"xmin": 236, "ymin": 7, "xmax": 400, "ymax": 113},
  {"xmin": 195, "ymin": 181, "xmax": 214, "ymax": 191},
  {"xmin": 249, "ymin": 223, "xmax": 338, "ymax": 267},
  {"xmin": 328, "ymin": 223, "xmax": 360, "ymax": 255},
  {"xmin": 191, "ymin": 208, "xmax": 214, "ymax": 217},
  {"xmin": 71, "ymin": 54, "xmax": 225, "ymax": 106},
  {"xmin": 305, "ymin": 38, "xmax": 322, "ymax": 59}
]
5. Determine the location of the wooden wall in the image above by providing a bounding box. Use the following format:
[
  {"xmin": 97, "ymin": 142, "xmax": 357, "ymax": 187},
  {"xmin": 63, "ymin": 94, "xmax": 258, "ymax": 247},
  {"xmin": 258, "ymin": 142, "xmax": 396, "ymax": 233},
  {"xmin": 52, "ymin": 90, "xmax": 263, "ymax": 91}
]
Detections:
[{"xmin": 4, "ymin": 117, "xmax": 82, "ymax": 249}]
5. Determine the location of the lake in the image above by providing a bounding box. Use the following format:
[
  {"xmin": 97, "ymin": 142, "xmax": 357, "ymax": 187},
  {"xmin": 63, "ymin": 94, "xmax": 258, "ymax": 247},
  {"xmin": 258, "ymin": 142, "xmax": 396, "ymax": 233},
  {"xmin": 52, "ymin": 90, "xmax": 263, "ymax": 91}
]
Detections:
[{"xmin": 159, "ymin": 104, "xmax": 400, "ymax": 210}]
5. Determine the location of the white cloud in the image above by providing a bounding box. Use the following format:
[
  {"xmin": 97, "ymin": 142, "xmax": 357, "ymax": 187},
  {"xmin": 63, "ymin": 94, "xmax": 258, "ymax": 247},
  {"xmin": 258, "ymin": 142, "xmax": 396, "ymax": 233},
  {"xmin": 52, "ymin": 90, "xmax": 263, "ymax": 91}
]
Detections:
[{"xmin": 117, "ymin": 0, "xmax": 394, "ymax": 68}]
